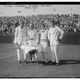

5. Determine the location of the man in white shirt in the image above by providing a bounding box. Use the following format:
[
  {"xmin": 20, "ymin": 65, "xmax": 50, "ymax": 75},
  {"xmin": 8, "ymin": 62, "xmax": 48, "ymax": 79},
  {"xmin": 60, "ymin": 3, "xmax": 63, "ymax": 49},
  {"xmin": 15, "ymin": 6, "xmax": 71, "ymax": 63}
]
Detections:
[
  {"xmin": 14, "ymin": 21, "xmax": 23, "ymax": 63},
  {"xmin": 48, "ymin": 22, "xmax": 64, "ymax": 65}
]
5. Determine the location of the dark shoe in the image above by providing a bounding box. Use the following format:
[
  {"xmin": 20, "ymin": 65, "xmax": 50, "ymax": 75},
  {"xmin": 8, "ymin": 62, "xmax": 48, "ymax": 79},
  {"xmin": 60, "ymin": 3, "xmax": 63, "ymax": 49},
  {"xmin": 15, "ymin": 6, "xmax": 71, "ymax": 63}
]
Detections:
[
  {"xmin": 52, "ymin": 61, "xmax": 56, "ymax": 64},
  {"xmin": 36, "ymin": 61, "xmax": 39, "ymax": 64},
  {"xmin": 45, "ymin": 60, "xmax": 48, "ymax": 63},
  {"xmin": 35, "ymin": 61, "xmax": 38, "ymax": 63},
  {"xmin": 24, "ymin": 60, "xmax": 28, "ymax": 63},
  {"xmin": 43, "ymin": 61, "xmax": 46, "ymax": 64},
  {"xmin": 19, "ymin": 60, "xmax": 22, "ymax": 64},
  {"xmin": 32, "ymin": 61, "xmax": 35, "ymax": 63}
]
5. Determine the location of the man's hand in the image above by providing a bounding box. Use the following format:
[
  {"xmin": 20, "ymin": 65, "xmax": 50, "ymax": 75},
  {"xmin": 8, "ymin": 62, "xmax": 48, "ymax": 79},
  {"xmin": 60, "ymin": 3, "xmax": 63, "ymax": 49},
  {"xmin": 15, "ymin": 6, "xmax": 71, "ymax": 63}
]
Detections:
[
  {"xmin": 16, "ymin": 43, "xmax": 21, "ymax": 49},
  {"xmin": 58, "ymin": 38, "xmax": 61, "ymax": 42},
  {"xmin": 59, "ymin": 36, "xmax": 62, "ymax": 40},
  {"xmin": 13, "ymin": 40, "xmax": 16, "ymax": 44}
]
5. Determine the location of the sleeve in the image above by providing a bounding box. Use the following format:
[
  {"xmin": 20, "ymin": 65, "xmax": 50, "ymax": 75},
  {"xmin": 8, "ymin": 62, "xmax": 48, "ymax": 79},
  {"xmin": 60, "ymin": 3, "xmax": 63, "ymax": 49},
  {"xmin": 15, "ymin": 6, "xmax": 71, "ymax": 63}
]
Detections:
[
  {"xmin": 59, "ymin": 28, "xmax": 64, "ymax": 39},
  {"xmin": 38, "ymin": 31, "xmax": 41, "ymax": 44},
  {"xmin": 48, "ymin": 30, "xmax": 51, "ymax": 41},
  {"xmin": 13, "ymin": 28, "xmax": 18, "ymax": 44}
]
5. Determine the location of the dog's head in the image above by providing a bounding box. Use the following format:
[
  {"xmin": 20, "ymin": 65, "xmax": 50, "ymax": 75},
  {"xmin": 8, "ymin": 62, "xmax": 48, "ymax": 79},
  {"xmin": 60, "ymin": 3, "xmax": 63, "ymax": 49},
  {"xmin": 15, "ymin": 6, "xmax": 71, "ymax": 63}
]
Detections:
[{"xmin": 28, "ymin": 49, "xmax": 38, "ymax": 55}]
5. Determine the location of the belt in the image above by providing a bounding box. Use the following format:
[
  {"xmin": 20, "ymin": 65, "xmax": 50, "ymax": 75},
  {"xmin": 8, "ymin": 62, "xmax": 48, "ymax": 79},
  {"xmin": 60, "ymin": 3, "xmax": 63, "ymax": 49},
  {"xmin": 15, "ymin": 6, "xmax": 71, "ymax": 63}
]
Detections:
[
  {"xmin": 40, "ymin": 39, "xmax": 47, "ymax": 41},
  {"xmin": 27, "ymin": 38, "xmax": 35, "ymax": 40}
]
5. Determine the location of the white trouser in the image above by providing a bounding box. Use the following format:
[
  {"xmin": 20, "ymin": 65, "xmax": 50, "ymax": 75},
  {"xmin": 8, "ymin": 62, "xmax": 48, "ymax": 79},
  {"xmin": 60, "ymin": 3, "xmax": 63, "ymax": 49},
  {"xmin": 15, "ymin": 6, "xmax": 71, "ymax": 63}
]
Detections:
[
  {"xmin": 40, "ymin": 41, "xmax": 48, "ymax": 61},
  {"xmin": 50, "ymin": 44, "xmax": 59, "ymax": 63},
  {"xmin": 15, "ymin": 44, "xmax": 22, "ymax": 61},
  {"xmin": 14, "ymin": 38, "xmax": 22, "ymax": 61},
  {"xmin": 15, "ymin": 44, "xmax": 27, "ymax": 61},
  {"xmin": 16, "ymin": 49, "xmax": 21, "ymax": 61},
  {"xmin": 21, "ymin": 45, "xmax": 29, "ymax": 61}
]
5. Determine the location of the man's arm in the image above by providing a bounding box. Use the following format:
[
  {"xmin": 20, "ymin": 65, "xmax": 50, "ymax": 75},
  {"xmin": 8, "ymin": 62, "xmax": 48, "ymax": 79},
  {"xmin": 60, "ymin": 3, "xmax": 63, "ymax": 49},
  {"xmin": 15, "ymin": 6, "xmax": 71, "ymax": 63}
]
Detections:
[
  {"xmin": 58, "ymin": 27, "xmax": 64, "ymax": 39},
  {"xmin": 48, "ymin": 30, "xmax": 51, "ymax": 41},
  {"xmin": 37, "ymin": 31, "xmax": 41, "ymax": 44},
  {"xmin": 13, "ymin": 28, "xmax": 18, "ymax": 44},
  {"xmin": 60, "ymin": 30, "xmax": 64, "ymax": 39}
]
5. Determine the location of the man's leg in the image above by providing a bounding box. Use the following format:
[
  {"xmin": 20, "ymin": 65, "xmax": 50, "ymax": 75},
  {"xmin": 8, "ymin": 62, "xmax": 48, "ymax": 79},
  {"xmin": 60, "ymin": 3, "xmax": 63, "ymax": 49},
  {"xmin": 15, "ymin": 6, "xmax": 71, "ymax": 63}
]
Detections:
[
  {"xmin": 16, "ymin": 48, "xmax": 22, "ymax": 63},
  {"xmin": 41, "ymin": 42, "xmax": 45, "ymax": 62},
  {"xmin": 41, "ymin": 51, "xmax": 45, "ymax": 63},
  {"xmin": 15, "ymin": 43, "xmax": 22, "ymax": 63},
  {"xmin": 41, "ymin": 42, "xmax": 48, "ymax": 63},
  {"xmin": 53, "ymin": 45, "xmax": 60, "ymax": 66},
  {"xmin": 21, "ymin": 45, "xmax": 28, "ymax": 63},
  {"xmin": 50, "ymin": 45, "xmax": 56, "ymax": 63},
  {"xmin": 23, "ymin": 50, "xmax": 27, "ymax": 62},
  {"xmin": 44, "ymin": 48, "xmax": 48, "ymax": 63},
  {"xmin": 23, "ymin": 52, "xmax": 26, "ymax": 61},
  {"xmin": 53, "ymin": 45, "xmax": 59, "ymax": 63}
]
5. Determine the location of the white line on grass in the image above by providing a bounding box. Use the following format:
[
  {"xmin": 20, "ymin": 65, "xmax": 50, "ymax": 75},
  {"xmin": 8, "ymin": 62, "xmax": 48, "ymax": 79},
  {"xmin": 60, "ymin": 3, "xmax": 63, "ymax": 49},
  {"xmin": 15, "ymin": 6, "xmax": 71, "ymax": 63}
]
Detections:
[{"xmin": 0, "ymin": 54, "xmax": 16, "ymax": 60}]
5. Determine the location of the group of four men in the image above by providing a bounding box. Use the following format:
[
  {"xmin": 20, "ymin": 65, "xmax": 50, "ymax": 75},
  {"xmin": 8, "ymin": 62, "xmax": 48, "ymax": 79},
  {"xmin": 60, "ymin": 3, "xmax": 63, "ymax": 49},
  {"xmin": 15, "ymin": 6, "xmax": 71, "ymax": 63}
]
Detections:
[{"xmin": 14, "ymin": 21, "xmax": 64, "ymax": 66}]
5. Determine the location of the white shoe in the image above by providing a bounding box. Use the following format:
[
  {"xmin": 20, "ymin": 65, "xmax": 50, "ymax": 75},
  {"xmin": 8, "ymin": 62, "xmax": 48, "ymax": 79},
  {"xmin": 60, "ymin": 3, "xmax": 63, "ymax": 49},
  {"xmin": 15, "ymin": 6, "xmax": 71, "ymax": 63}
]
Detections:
[{"xmin": 56, "ymin": 61, "xmax": 60, "ymax": 66}]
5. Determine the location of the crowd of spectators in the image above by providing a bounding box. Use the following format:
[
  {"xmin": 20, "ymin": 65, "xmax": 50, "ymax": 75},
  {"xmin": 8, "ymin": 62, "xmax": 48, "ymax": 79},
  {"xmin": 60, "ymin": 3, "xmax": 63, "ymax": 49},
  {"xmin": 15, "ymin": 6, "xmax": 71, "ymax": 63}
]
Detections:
[{"xmin": 0, "ymin": 14, "xmax": 80, "ymax": 35}]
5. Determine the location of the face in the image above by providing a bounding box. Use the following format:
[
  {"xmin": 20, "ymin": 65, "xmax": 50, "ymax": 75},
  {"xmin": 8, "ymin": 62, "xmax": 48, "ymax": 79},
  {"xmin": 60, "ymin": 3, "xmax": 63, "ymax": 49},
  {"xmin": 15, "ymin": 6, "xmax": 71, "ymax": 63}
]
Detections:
[{"xmin": 29, "ymin": 23, "xmax": 34, "ymax": 30}]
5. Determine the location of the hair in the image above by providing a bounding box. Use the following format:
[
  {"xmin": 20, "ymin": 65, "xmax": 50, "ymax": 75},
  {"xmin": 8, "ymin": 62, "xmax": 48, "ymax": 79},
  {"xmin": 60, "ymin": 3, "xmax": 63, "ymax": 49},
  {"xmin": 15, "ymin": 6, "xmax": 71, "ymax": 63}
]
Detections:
[
  {"xmin": 15, "ymin": 21, "xmax": 20, "ymax": 28},
  {"xmin": 21, "ymin": 21, "xmax": 24, "ymax": 28},
  {"xmin": 52, "ymin": 21, "xmax": 60, "ymax": 28},
  {"xmin": 30, "ymin": 22, "xmax": 34, "ymax": 30}
]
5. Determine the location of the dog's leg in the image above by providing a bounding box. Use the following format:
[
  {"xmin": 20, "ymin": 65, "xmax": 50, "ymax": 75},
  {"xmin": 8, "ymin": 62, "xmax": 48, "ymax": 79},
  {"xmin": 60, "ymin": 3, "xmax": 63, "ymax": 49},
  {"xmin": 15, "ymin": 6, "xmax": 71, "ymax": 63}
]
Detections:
[
  {"xmin": 31, "ymin": 54, "xmax": 34, "ymax": 62},
  {"xmin": 35, "ymin": 53, "xmax": 38, "ymax": 63},
  {"xmin": 29, "ymin": 54, "xmax": 32, "ymax": 63}
]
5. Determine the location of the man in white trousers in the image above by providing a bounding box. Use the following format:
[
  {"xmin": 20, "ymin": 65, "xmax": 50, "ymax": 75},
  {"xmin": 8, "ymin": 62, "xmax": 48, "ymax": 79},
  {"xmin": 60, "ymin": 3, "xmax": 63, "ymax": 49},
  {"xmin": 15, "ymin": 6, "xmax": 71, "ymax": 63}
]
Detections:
[
  {"xmin": 14, "ymin": 22, "xmax": 23, "ymax": 63},
  {"xmin": 48, "ymin": 22, "xmax": 64, "ymax": 65}
]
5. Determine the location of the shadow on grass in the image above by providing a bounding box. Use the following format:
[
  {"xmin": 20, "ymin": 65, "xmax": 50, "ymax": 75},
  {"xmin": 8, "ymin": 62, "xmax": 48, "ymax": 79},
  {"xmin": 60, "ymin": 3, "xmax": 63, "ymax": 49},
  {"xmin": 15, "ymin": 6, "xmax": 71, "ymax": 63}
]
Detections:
[
  {"xmin": 0, "ymin": 35, "xmax": 14, "ymax": 43},
  {"xmin": 59, "ymin": 60, "xmax": 80, "ymax": 65},
  {"xmin": 40, "ymin": 60, "xmax": 80, "ymax": 66},
  {"xmin": 37, "ymin": 61, "xmax": 57, "ymax": 66}
]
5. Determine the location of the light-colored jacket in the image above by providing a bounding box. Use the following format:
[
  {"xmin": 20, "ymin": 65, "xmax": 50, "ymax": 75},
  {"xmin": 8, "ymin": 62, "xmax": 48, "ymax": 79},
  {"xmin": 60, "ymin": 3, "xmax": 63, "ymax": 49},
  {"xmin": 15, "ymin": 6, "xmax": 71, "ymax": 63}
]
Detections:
[
  {"xmin": 26, "ymin": 29, "xmax": 38, "ymax": 46},
  {"xmin": 48, "ymin": 26, "xmax": 64, "ymax": 45},
  {"xmin": 21, "ymin": 27, "xmax": 27, "ymax": 45},
  {"xmin": 14, "ymin": 26, "xmax": 22, "ymax": 45}
]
